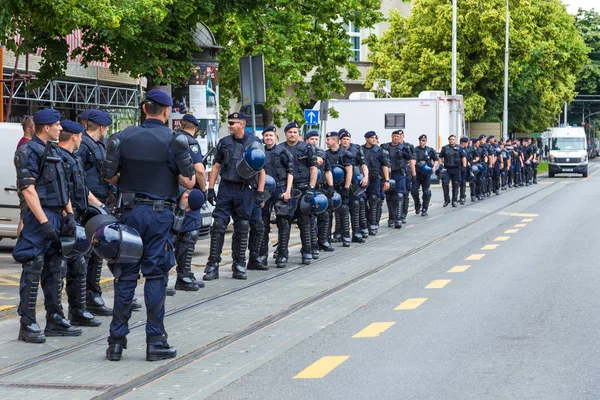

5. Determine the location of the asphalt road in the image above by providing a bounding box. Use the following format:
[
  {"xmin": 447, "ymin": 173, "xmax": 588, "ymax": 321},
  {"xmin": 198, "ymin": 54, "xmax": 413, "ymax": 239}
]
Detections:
[{"xmin": 0, "ymin": 164, "xmax": 598, "ymax": 400}]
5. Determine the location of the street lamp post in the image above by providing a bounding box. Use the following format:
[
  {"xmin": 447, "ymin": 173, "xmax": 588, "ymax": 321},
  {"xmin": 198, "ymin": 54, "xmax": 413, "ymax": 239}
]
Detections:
[{"xmin": 503, "ymin": 0, "xmax": 509, "ymax": 140}]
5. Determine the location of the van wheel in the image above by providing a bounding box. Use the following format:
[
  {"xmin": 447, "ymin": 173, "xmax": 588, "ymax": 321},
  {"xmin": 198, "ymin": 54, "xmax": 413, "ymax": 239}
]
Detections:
[
  {"xmin": 548, "ymin": 171, "xmax": 555, "ymax": 178},
  {"xmin": 583, "ymin": 170, "xmax": 588, "ymax": 178}
]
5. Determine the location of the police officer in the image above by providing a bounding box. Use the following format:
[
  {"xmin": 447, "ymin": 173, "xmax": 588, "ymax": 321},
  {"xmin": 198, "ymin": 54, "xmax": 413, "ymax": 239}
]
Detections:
[
  {"xmin": 458, "ymin": 137, "xmax": 470, "ymax": 204},
  {"xmin": 412, "ymin": 134, "xmax": 438, "ymax": 217},
  {"xmin": 362, "ymin": 131, "xmax": 390, "ymax": 235},
  {"xmin": 339, "ymin": 129, "xmax": 369, "ymax": 242},
  {"xmin": 58, "ymin": 120, "xmax": 103, "ymax": 327},
  {"xmin": 172, "ymin": 114, "xmax": 206, "ymax": 291},
  {"xmin": 531, "ymin": 139, "xmax": 540, "ymax": 184},
  {"xmin": 325, "ymin": 131, "xmax": 354, "ymax": 247},
  {"xmin": 282, "ymin": 122, "xmax": 318, "ymax": 265},
  {"xmin": 522, "ymin": 137, "xmax": 534, "ymax": 185},
  {"xmin": 305, "ymin": 130, "xmax": 334, "ymax": 255},
  {"xmin": 13, "ymin": 108, "xmax": 82, "ymax": 343},
  {"xmin": 511, "ymin": 139, "xmax": 524, "ymax": 187},
  {"xmin": 382, "ymin": 130, "xmax": 414, "ymax": 228},
  {"xmin": 438, "ymin": 135, "xmax": 465, "ymax": 208},
  {"xmin": 102, "ymin": 89, "xmax": 196, "ymax": 361},
  {"xmin": 499, "ymin": 139, "xmax": 511, "ymax": 190},
  {"xmin": 257, "ymin": 126, "xmax": 294, "ymax": 269},
  {"xmin": 204, "ymin": 112, "xmax": 266, "ymax": 280},
  {"xmin": 469, "ymin": 138, "xmax": 481, "ymax": 202},
  {"xmin": 475, "ymin": 137, "xmax": 488, "ymax": 200},
  {"xmin": 80, "ymin": 109, "xmax": 113, "ymax": 316}
]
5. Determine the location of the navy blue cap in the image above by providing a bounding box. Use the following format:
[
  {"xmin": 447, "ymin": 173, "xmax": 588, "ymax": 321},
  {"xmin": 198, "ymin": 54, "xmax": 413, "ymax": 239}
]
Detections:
[
  {"xmin": 392, "ymin": 130, "xmax": 404, "ymax": 135},
  {"xmin": 418, "ymin": 134, "xmax": 427, "ymax": 140},
  {"xmin": 460, "ymin": 137, "xmax": 469, "ymax": 143},
  {"xmin": 471, "ymin": 138, "xmax": 478, "ymax": 143},
  {"xmin": 60, "ymin": 120, "xmax": 85, "ymax": 133},
  {"xmin": 326, "ymin": 131, "xmax": 339, "ymax": 138},
  {"xmin": 488, "ymin": 135, "xmax": 495, "ymax": 139},
  {"xmin": 338, "ymin": 128, "xmax": 349, "ymax": 135},
  {"xmin": 79, "ymin": 110, "xmax": 92, "ymax": 120},
  {"xmin": 182, "ymin": 114, "xmax": 199, "ymax": 126},
  {"xmin": 33, "ymin": 108, "xmax": 61, "ymax": 125},
  {"xmin": 187, "ymin": 189, "xmax": 205, "ymax": 211},
  {"xmin": 146, "ymin": 89, "xmax": 173, "ymax": 107},
  {"xmin": 306, "ymin": 130, "xmax": 319, "ymax": 139},
  {"xmin": 478, "ymin": 134, "xmax": 486, "ymax": 140},
  {"xmin": 339, "ymin": 131, "xmax": 351, "ymax": 139},
  {"xmin": 228, "ymin": 112, "xmax": 246, "ymax": 120},
  {"xmin": 284, "ymin": 121, "xmax": 299, "ymax": 132},
  {"xmin": 87, "ymin": 109, "xmax": 113, "ymax": 127},
  {"xmin": 364, "ymin": 131, "xmax": 377, "ymax": 138},
  {"xmin": 448, "ymin": 134, "xmax": 456, "ymax": 139},
  {"xmin": 263, "ymin": 125, "xmax": 276, "ymax": 134}
]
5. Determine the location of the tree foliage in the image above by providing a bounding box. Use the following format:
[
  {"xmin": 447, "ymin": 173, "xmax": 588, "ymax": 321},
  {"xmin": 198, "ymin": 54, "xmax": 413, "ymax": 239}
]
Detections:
[
  {"xmin": 575, "ymin": 8, "xmax": 600, "ymax": 95},
  {"xmin": 208, "ymin": 0, "xmax": 382, "ymax": 125},
  {"xmin": 365, "ymin": 0, "xmax": 589, "ymax": 133}
]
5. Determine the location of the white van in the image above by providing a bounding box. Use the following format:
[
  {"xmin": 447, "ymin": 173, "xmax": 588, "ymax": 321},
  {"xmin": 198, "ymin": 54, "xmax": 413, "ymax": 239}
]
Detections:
[
  {"xmin": 0, "ymin": 123, "xmax": 25, "ymax": 240},
  {"xmin": 548, "ymin": 126, "xmax": 588, "ymax": 178}
]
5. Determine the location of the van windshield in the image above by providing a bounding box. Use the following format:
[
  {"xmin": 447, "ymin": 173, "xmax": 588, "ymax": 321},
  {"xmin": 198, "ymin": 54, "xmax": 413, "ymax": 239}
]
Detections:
[{"xmin": 551, "ymin": 137, "xmax": 585, "ymax": 151}]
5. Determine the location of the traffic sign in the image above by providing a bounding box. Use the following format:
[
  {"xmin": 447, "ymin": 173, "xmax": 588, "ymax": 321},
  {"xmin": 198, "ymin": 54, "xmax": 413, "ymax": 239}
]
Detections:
[{"xmin": 304, "ymin": 109, "xmax": 319, "ymax": 125}]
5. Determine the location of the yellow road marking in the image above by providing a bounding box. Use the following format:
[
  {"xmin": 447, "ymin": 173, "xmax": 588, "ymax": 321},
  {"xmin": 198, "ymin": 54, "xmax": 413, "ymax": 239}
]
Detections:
[
  {"xmin": 352, "ymin": 322, "xmax": 396, "ymax": 338},
  {"xmin": 293, "ymin": 356, "xmax": 350, "ymax": 379},
  {"xmin": 522, "ymin": 218, "xmax": 534, "ymax": 222},
  {"xmin": 514, "ymin": 224, "xmax": 526, "ymax": 228},
  {"xmin": 100, "ymin": 278, "xmax": 113, "ymax": 285},
  {"xmin": 425, "ymin": 279, "xmax": 452, "ymax": 289},
  {"xmin": 505, "ymin": 229, "xmax": 519, "ymax": 234},
  {"xmin": 495, "ymin": 236, "xmax": 510, "ymax": 241},
  {"xmin": 394, "ymin": 298, "xmax": 428, "ymax": 310},
  {"xmin": 447, "ymin": 265, "xmax": 470, "ymax": 273},
  {"xmin": 0, "ymin": 305, "xmax": 16, "ymax": 312},
  {"xmin": 511, "ymin": 213, "xmax": 539, "ymax": 217},
  {"xmin": 0, "ymin": 277, "xmax": 20, "ymax": 287},
  {"xmin": 465, "ymin": 254, "xmax": 485, "ymax": 261},
  {"xmin": 481, "ymin": 244, "xmax": 499, "ymax": 250}
]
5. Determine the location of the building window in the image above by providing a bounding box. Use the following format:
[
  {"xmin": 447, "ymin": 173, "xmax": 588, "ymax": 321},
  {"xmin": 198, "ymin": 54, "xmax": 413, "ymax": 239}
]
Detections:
[
  {"xmin": 344, "ymin": 22, "xmax": 361, "ymax": 61},
  {"xmin": 385, "ymin": 113, "xmax": 405, "ymax": 129}
]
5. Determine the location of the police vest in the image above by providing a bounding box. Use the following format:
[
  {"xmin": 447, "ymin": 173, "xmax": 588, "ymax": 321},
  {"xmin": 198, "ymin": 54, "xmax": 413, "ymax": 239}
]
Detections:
[
  {"xmin": 415, "ymin": 146, "xmax": 434, "ymax": 166},
  {"xmin": 61, "ymin": 148, "xmax": 88, "ymax": 212},
  {"xmin": 362, "ymin": 145, "xmax": 383, "ymax": 180},
  {"xmin": 442, "ymin": 144, "xmax": 461, "ymax": 168},
  {"xmin": 285, "ymin": 141, "xmax": 312, "ymax": 185},
  {"xmin": 219, "ymin": 134, "xmax": 262, "ymax": 184},
  {"xmin": 265, "ymin": 144, "xmax": 289, "ymax": 185},
  {"xmin": 27, "ymin": 140, "xmax": 70, "ymax": 208},
  {"xmin": 382, "ymin": 142, "xmax": 409, "ymax": 175},
  {"xmin": 118, "ymin": 126, "xmax": 179, "ymax": 198},
  {"xmin": 81, "ymin": 133, "xmax": 108, "ymax": 200}
]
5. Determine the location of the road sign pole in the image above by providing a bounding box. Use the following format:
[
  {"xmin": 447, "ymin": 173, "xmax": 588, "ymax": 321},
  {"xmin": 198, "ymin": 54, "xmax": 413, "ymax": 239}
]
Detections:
[{"xmin": 248, "ymin": 57, "xmax": 257, "ymax": 135}]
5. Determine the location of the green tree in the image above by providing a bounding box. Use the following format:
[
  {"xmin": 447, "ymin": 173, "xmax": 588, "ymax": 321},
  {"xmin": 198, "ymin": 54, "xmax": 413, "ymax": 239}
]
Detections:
[
  {"xmin": 208, "ymin": 0, "xmax": 382, "ymax": 125},
  {"xmin": 365, "ymin": 0, "xmax": 589, "ymax": 133}
]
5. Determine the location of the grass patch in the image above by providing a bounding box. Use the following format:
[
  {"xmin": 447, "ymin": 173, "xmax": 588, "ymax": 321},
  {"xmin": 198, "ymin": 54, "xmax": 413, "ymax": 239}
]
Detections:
[{"xmin": 537, "ymin": 161, "xmax": 548, "ymax": 174}]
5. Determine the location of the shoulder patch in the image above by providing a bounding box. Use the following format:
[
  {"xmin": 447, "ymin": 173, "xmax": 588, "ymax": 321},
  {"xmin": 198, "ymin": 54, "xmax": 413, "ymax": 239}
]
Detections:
[{"xmin": 191, "ymin": 145, "xmax": 199, "ymax": 154}]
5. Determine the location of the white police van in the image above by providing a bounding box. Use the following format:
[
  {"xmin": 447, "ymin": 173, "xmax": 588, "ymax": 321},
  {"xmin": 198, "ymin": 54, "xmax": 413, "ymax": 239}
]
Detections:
[
  {"xmin": 547, "ymin": 126, "xmax": 588, "ymax": 178},
  {"xmin": 0, "ymin": 122, "xmax": 25, "ymax": 240}
]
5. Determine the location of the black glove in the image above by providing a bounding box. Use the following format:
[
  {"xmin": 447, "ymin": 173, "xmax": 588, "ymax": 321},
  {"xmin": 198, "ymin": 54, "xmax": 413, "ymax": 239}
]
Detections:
[
  {"xmin": 61, "ymin": 213, "xmax": 76, "ymax": 237},
  {"xmin": 207, "ymin": 188, "xmax": 216, "ymax": 206},
  {"xmin": 254, "ymin": 191, "xmax": 265, "ymax": 203},
  {"xmin": 340, "ymin": 187, "xmax": 350, "ymax": 200},
  {"xmin": 324, "ymin": 186, "xmax": 335, "ymax": 198},
  {"xmin": 40, "ymin": 221, "xmax": 58, "ymax": 242},
  {"xmin": 303, "ymin": 189, "xmax": 315, "ymax": 203}
]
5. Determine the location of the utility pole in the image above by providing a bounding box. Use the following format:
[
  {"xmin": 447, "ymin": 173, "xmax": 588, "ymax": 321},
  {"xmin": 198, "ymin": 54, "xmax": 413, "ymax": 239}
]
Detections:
[{"xmin": 502, "ymin": 0, "xmax": 509, "ymax": 140}]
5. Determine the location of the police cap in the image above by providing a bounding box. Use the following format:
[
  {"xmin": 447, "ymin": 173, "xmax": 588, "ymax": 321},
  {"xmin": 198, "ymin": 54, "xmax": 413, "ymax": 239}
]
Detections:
[
  {"xmin": 228, "ymin": 112, "xmax": 246, "ymax": 121},
  {"xmin": 339, "ymin": 130, "xmax": 351, "ymax": 139},
  {"xmin": 79, "ymin": 110, "xmax": 92, "ymax": 120},
  {"xmin": 181, "ymin": 114, "xmax": 199, "ymax": 126},
  {"xmin": 284, "ymin": 121, "xmax": 299, "ymax": 132},
  {"xmin": 392, "ymin": 130, "xmax": 404, "ymax": 135},
  {"xmin": 418, "ymin": 134, "xmax": 427, "ymax": 140},
  {"xmin": 87, "ymin": 110, "xmax": 113, "ymax": 127},
  {"xmin": 33, "ymin": 108, "xmax": 61, "ymax": 125},
  {"xmin": 60, "ymin": 120, "xmax": 85, "ymax": 134},
  {"xmin": 306, "ymin": 130, "xmax": 319, "ymax": 139},
  {"xmin": 448, "ymin": 134, "xmax": 456, "ymax": 140},
  {"xmin": 364, "ymin": 131, "xmax": 377, "ymax": 138},
  {"xmin": 488, "ymin": 135, "xmax": 495, "ymax": 139},
  {"xmin": 471, "ymin": 138, "xmax": 478, "ymax": 144},
  {"xmin": 478, "ymin": 134, "xmax": 486, "ymax": 140},
  {"xmin": 187, "ymin": 189, "xmax": 205, "ymax": 211},
  {"xmin": 460, "ymin": 137, "xmax": 469, "ymax": 143},
  {"xmin": 263, "ymin": 125, "xmax": 276, "ymax": 134},
  {"xmin": 326, "ymin": 131, "xmax": 339, "ymax": 138},
  {"xmin": 146, "ymin": 89, "xmax": 173, "ymax": 107}
]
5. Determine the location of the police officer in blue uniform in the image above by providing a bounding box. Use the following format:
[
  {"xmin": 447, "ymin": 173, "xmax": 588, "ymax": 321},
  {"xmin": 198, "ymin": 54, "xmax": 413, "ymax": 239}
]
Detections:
[
  {"xmin": 411, "ymin": 134, "xmax": 438, "ymax": 217},
  {"xmin": 325, "ymin": 131, "xmax": 354, "ymax": 247},
  {"xmin": 468, "ymin": 138, "xmax": 481, "ymax": 201},
  {"xmin": 13, "ymin": 108, "xmax": 82, "ymax": 343},
  {"xmin": 499, "ymin": 139, "xmax": 511, "ymax": 190},
  {"xmin": 458, "ymin": 136, "xmax": 470, "ymax": 204},
  {"xmin": 282, "ymin": 122, "xmax": 318, "ymax": 265},
  {"xmin": 102, "ymin": 89, "xmax": 196, "ymax": 361},
  {"xmin": 80, "ymin": 109, "xmax": 113, "ymax": 316},
  {"xmin": 522, "ymin": 137, "xmax": 534, "ymax": 185},
  {"xmin": 204, "ymin": 112, "xmax": 266, "ymax": 280},
  {"xmin": 382, "ymin": 130, "xmax": 414, "ymax": 228},
  {"xmin": 257, "ymin": 126, "xmax": 294, "ymax": 269},
  {"xmin": 362, "ymin": 131, "xmax": 390, "ymax": 235},
  {"xmin": 58, "ymin": 120, "xmax": 103, "ymax": 327},
  {"xmin": 438, "ymin": 135, "xmax": 466, "ymax": 208},
  {"xmin": 173, "ymin": 114, "xmax": 206, "ymax": 291}
]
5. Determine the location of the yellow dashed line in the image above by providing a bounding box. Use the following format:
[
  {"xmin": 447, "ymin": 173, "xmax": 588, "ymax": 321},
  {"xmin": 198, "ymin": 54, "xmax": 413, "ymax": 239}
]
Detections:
[
  {"xmin": 465, "ymin": 254, "xmax": 485, "ymax": 261},
  {"xmin": 352, "ymin": 322, "xmax": 395, "ymax": 338},
  {"xmin": 481, "ymin": 244, "xmax": 499, "ymax": 250},
  {"xmin": 0, "ymin": 305, "xmax": 16, "ymax": 312},
  {"xmin": 0, "ymin": 277, "xmax": 20, "ymax": 287},
  {"xmin": 425, "ymin": 279, "xmax": 452, "ymax": 289},
  {"xmin": 511, "ymin": 213, "xmax": 539, "ymax": 217},
  {"xmin": 505, "ymin": 229, "xmax": 519, "ymax": 234},
  {"xmin": 514, "ymin": 224, "xmax": 526, "ymax": 228},
  {"xmin": 100, "ymin": 278, "xmax": 113, "ymax": 285},
  {"xmin": 293, "ymin": 356, "xmax": 350, "ymax": 379},
  {"xmin": 495, "ymin": 236, "xmax": 510, "ymax": 242},
  {"xmin": 394, "ymin": 298, "xmax": 428, "ymax": 310},
  {"xmin": 522, "ymin": 218, "xmax": 534, "ymax": 222},
  {"xmin": 447, "ymin": 265, "xmax": 470, "ymax": 273}
]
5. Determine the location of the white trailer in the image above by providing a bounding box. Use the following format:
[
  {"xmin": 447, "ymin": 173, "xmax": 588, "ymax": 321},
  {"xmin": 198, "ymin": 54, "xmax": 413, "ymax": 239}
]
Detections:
[{"xmin": 318, "ymin": 91, "xmax": 465, "ymax": 151}]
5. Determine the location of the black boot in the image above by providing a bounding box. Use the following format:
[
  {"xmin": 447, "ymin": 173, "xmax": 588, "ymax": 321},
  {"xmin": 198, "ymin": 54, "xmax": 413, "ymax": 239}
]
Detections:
[
  {"xmin": 204, "ymin": 220, "xmax": 225, "ymax": 281},
  {"xmin": 358, "ymin": 198, "xmax": 369, "ymax": 238},
  {"xmin": 275, "ymin": 217, "xmax": 290, "ymax": 268},
  {"xmin": 247, "ymin": 216, "xmax": 266, "ymax": 270},
  {"xmin": 44, "ymin": 257, "xmax": 82, "ymax": 337},
  {"xmin": 350, "ymin": 200, "xmax": 364, "ymax": 243},
  {"xmin": 395, "ymin": 193, "xmax": 403, "ymax": 229},
  {"xmin": 85, "ymin": 254, "xmax": 112, "ymax": 316},
  {"xmin": 317, "ymin": 211, "xmax": 334, "ymax": 252},
  {"xmin": 146, "ymin": 342, "xmax": 177, "ymax": 362},
  {"xmin": 442, "ymin": 183, "xmax": 450, "ymax": 207},
  {"xmin": 68, "ymin": 256, "xmax": 101, "ymax": 327},
  {"xmin": 421, "ymin": 192, "xmax": 431, "ymax": 217},
  {"xmin": 451, "ymin": 186, "xmax": 458, "ymax": 207},
  {"xmin": 18, "ymin": 256, "xmax": 46, "ymax": 343},
  {"xmin": 385, "ymin": 192, "xmax": 395, "ymax": 227},
  {"xmin": 232, "ymin": 220, "xmax": 249, "ymax": 280},
  {"xmin": 368, "ymin": 195, "xmax": 380, "ymax": 235},
  {"xmin": 331, "ymin": 210, "xmax": 342, "ymax": 243},
  {"xmin": 299, "ymin": 218, "xmax": 313, "ymax": 265},
  {"xmin": 45, "ymin": 313, "xmax": 83, "ymax": 337},
  {"xmin": 310, "ymin": 215, "xmax": 320, "ymax": 260},
  {"xmin": 175, "ymin": 230, "xmax": 203, "ymax": 290},
  {"xmin": 19, "ymin": 322, "xmax": 46, "ymax": 343},
  {"xmin": 106, "ymin": 336, "xmax": 127, "ymax": 361},
  {"xmin": 401, "ymin": 195, "xmax": 409, "ymax": 223},
  {"xmin": 340, "ymin": 205, "xmax": 351, "ymax": 247}
]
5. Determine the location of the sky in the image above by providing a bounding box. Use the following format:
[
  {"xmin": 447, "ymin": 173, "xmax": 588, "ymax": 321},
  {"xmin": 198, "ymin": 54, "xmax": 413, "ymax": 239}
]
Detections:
[{"xmin": 563, "ymin": 0, "xmax": 597, "ymax": 14}]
